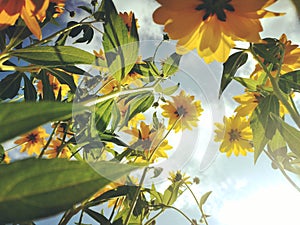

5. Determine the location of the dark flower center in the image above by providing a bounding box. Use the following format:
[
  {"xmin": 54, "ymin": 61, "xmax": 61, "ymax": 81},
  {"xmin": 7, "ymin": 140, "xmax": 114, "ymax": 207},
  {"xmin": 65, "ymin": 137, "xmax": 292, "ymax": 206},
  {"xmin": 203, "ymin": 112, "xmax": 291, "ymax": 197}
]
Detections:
[
  {"xmin": 228, "ymin": 128, "xmax": 241, "ymax": 142},
  {"xmin": 174, "ymin": 106, "xmax": 187, "ymax": 117},
  {"xmin": 27, "ymin": 133, "xmax": 38, "ymax": 143},
  {"xmin": 196, "ymin": 0, "xmax": 235, "ymax": 22}
]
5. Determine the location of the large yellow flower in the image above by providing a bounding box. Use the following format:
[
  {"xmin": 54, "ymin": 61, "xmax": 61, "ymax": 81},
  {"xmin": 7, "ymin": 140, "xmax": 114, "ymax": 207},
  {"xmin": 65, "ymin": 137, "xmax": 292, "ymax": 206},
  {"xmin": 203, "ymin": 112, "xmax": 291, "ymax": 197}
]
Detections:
[
  {"xmin": 124, "ymin": 121, "xmax": 172, "ymax": 163},
  {"xmin": 14, "ymin": 126, "xmax": 49, "ymax": 156},
  {"xmin": 153, "ymin": 0, "xmax": 282, "ymax": 63},
  {"xmin": 44, "ymin": 139, "xmax": 71, "ymax": 159},
  {"xmin": 0, "ymin": 0, "xmax": 65, "ymax": 40},
  {"xmin": 161, "ymin": 90, "xmax": 203, "ymax": 133},
  {"xmin": 214, "ymin": 116, "xmax": 253, "ymax": 157}
]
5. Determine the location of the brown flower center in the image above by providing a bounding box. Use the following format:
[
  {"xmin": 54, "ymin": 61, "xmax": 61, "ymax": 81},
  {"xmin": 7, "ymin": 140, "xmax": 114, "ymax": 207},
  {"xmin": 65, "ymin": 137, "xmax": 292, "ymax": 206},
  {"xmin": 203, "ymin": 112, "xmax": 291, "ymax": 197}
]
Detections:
[
  {"xmin": 27, "ymin": 133, "xmax": 38, "ymax": 143},
  {"xmin": 196, "ymin": 0, "xmax": 235, "ymax": 22},
  {"xmin": 174, "ymin": 106, "xmax": 187, "ymax": 117},
  {"xmin": 228, "ymin": 129, "xmax": 241, "ymax": 142}
]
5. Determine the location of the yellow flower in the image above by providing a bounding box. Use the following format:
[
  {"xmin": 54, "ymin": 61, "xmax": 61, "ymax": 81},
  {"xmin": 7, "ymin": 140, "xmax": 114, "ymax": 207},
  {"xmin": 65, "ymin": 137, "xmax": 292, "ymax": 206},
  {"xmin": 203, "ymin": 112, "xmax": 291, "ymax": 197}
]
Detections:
[
  {"xmin": 44, "ymin": 139, "xmax": 71, "ymax": 159},
  {"xmin": 99, "ymin": 76, "xmax": 120, "ymax": 95},
  {"xmin": 214, "ymin": 116, "xmax": 253, "ymax": 157},
  {"xmin": 50, "ymin": 0, "xmax": 65, "ymax": 18},
  {"xmin": 37, "ymin": 73, "xmax": 72, "ymax": 98},
  {"xmin": 168, "ymin": 170, "xmax": 191, "ymax": 184},
  {"xmin": 234, "ymin": 91, "xmax": 292, "ymax": 117},
  {"xmin": 251, "ymin": 34, "xmax": 300, "ymax": 81},
  {"xmin": 161, "ymin": 90, "xmax": 203, "ymax": 133},
  {"xmin": 0, "ymin": 0, "xmax": 65, "ymax": 40},
  {"xmin": 124, "ymin": 121, "xmax": 172, "ymax": 163},
  {"xmin": 119, "ymin": 11, "xmax": 139, "ymax": 33},
  {"xmin": 14, "ymin": 127, "xmax": 49, "ymax": 156},
  {"xmin": 153, "ymin": 0, "xmax": 282, "ymax": 63}
]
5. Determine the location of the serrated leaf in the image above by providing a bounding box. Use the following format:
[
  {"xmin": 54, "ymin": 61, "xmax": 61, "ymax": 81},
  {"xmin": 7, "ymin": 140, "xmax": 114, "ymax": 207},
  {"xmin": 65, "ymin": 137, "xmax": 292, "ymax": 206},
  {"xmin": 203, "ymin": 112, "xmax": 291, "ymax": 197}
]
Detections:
[
  {"xmin": 219, "ymin": 51, "xmax": 248, "ymax": 97},
  {"xmin": 234, "ymin": 77, "xmax": 260, "ymax": 91},
  {"xmin": 199, "ymin": 191, "xmax": 212, "ymax": 207},
  {"xmin": 23, "ymin": 74, "xmax": 37, "ymax": 101},
  {"xmin": 250, "ymin": 95, "xmax": 279, "ymax": 162},
  {"xmin": 162, "ymin": 53, "xmax": 181, "ymax": 77},
  {"xmin": 0, "ymin": 102, "xmax": 85, "ymax": 143},
  {"xmin": 10, "ymin": 46, "xmax": 94, "ymax": 66},
  {"xmin": 101, "ymin": 0, "xmax": 139, "ymax": 81},
  {"xmin": 0, "ymin": 158, "xmax": 137, "ymax": 224},
  {"xmin": 0, "ymin": 72, "xmax": 22, "ymax": 100},
  {"xmin": 270, "ymin": 113, "xmax": 300, "ymax": 157}
]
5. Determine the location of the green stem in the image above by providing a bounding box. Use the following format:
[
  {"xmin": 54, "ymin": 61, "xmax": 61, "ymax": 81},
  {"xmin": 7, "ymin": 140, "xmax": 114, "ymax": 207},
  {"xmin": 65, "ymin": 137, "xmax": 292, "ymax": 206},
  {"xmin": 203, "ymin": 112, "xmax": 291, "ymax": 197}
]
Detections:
[
  {"xmin": 264, "ymin": 149, "xmax": 300, "ymax": 192},
  {"xmin": 160, "ymin": 204, "xmax": 195, "ymax": 224},
  {"xmin": 58, "ymin": 205, "xmax": 84, "ymax": 225},
  {"xmin": 38, "ymin": 122, "xmax": 60, "ymax": 158},
  {"xmin": 144, "ymin": 209, "xmax": 165, "ymax": 225},
  {"xmin": 249, "ymin": 45, "xmax": 300, "ymax": 128},
  {"xmin": 83, "ymin": 78, "xmax": 163, "ymax": 107},
  {"xmin": 124, "ymin": 167, "xmax": 149, "ymax": 225},
  {"xmin": 183, "ymin": 182, "xmax": 209, "ymax": 225}
]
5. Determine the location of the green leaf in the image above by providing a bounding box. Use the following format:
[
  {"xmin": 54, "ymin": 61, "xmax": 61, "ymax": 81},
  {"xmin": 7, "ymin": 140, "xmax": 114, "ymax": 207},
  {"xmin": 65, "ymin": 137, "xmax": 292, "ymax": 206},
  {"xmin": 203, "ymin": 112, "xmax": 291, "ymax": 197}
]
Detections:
[
  {"xmin": 199, "ymin": 191, "xmax": 212, "ymax": 208},
  {"xmin": 250, "ymin": 95, "xmax": 279, "ymax": 162},
  {"xmin": 94, "ymin": 99, "xmax": 114, "ymax": 131},
  {"xmin": 0, "ymin": 72, "xmax": 22, "ymax": 100},
  {"xmin": 85, "ymin": 208, "xmax": 112, "ymax": 225},
  {"xmin": 46, "ymin": 68, "xmax": 77, "ymax": 93},
  {"xmin": 279, "ymin": 70, "xmax": 300, "ymax": 94},
  {"xmin": 0, "ymin": 158, "xmax": 137, "ymax": 224},
  {"xmin": 270, "ymin": 113, "xmax": 300, "ymax": 157},
  {"xmin": 162, "ymin": 53, "xmax": 181, "ymax": 77},
  {"xmin": 234, "ymin": 77, "xmax": 260, "ymax": 91},
  {"xmin": 162, "ymin": 181, "xmax": 182, "ymax": 206},
  {"xmin": 23, "ymin": 74, "xmax": 37, "ymax": 101},
  {"xmin": 0, "ymin": 102, "xmax": 85, "ymax": 143},
  {"xmin": 10, "ymin": 46, "xmax": 94, "ymax": 66},
  {"xmin": 39, "ymin": 70, "xmax": 55, "ymax": 101},
  {"xmin": 268, "ymin": 130, "xmax": 286, "ymax": 152},
  {"xmin": 219, "ymin": 51, "xmax": 248, "ymax": 97},
  {"xmin": 155, "ymin": 83, "xmax": 180, "ymax": 96},
  {"xmin": 101, "ymin": 0, "xmax": 139, "ymax": 81},
  {"xmin": 110, "ymin": 101, "xmax": 121, "ymax": 132}
]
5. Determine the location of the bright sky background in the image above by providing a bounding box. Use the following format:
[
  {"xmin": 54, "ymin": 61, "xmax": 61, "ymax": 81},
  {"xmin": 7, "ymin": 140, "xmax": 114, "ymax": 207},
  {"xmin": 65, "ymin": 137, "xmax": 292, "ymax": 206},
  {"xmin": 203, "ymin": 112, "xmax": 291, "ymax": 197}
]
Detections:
[{"xmin": 27, "ymin": 0, "xmax": 300, "ymax": 224}]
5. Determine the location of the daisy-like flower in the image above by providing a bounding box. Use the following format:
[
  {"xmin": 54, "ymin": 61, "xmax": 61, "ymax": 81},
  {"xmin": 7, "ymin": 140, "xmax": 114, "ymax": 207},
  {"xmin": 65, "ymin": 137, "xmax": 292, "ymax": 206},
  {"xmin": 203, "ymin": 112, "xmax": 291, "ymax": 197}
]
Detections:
[
  {"xmin": 51, "ymin": 122, "xmax": 74, "ymax": 138},
  {"xmin": 153, "ymin": 0, "xmax": 282, "ymax": 63},
  {"xmin": 119, "ymin": 11, "xmax": 139, "ymax": 33},
  {"xmin": 0, "ymin": 0, "xmax": 65, "ymax": 40},
  {"xmin": 214, "ymin": 116, "xmax": 253, "ymax": 157},
  {"xmin": 161, "ymin": 90, "xmax": 203, "ymax": 133},
  {"xmin": 124, "ymin": 121, "xmax": 172, "ymax": 163},
  {"xmin": 251, "ymin": 34, "xmax": 300, "ymax": 81},
  {"xmin": 44, "ymin": 139, "xmax": 71, "ymax": 159},
  {"xmin": 14, "ymin": 126, "xmax": 49, "ymax": 156},
  {"xmin": 168, "ymin": 170, "xmax": 191, "ymax": 184},
  {"xmin": 37, "ymin": 73, "xmax": 75, "ymax": 98}
]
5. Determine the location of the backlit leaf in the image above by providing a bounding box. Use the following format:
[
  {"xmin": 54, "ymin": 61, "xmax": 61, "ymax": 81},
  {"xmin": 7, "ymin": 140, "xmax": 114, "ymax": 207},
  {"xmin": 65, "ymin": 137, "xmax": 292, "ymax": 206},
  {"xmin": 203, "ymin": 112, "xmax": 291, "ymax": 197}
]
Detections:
[{"xmin": 0, "ymin": 72, "xmax": 22, "ymax": 100}]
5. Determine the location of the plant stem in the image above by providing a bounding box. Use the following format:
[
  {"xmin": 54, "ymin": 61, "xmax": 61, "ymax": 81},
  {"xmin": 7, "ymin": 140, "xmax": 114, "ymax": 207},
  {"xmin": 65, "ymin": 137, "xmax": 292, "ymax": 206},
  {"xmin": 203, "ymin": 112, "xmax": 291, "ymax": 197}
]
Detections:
[
  {"xmin": 124, "ymin": 167, "xmax": 149, "ymax": 225},
  {"xmin": 38, "ymin": 122, "xmax": 59, "ymax": 158},
  {"xmin": 183, "ymin": 182, "xmax": 209, "ymax": 225},
  {"xmin": 264, "ymin": 149, "xmax": 300, "ymax": 192},
  {"xmin": 160, "ymin": 204, "xmax": 195, "ymax": 224},
  {"xmin": 249, "ymin": 45, "xmax": 300, "ymax": 128},
  {"xmin": 58, "ymin": 205, "xmax": 84, "ymax": 225},
  {"xmin": 144, "ymin": 209, "xmax": 165, "ymax": 225},
  {"xmin": 83, "ymin": 78, "xmax": 162, "ymax": 107}
]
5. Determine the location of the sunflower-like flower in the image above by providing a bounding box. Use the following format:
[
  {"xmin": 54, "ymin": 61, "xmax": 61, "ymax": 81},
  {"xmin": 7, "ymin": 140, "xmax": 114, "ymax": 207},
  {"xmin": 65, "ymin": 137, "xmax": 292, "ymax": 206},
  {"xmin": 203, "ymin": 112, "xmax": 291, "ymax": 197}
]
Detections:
[
  {"xmin": 37, "ymin": 73, "xmax": 75, "ymax": 98},
  {"xmin": 168, "ymin": 170, "xmax": 191, "ymax": 184},
  {"xmin": 0, "ymin": 0, "xmax": 65, "ymax": 40},
  {"xmin": 124, "ymin": 121, "xmax": 172, "ymax": 163},
  {"xmin": 153, "ymin": 0, "xmax": 282, "ymax": 63},
  {"xmin": 44, "ymin": 139, "xmax": 71, "ymax": 159},
  {"xmin": 214, "ymin": 116, "xmax": 253, "ymax": 157},
  {"xmin": 251, "ymin": 34, "xmax": 300, "ymax": 81},
  {"xmin": 161, "ymin": 90, "xmax": 203, "ymax": 133},
  {"xmin": 14, "ymin": 127, "xmax": 49, "ymax": 156}
]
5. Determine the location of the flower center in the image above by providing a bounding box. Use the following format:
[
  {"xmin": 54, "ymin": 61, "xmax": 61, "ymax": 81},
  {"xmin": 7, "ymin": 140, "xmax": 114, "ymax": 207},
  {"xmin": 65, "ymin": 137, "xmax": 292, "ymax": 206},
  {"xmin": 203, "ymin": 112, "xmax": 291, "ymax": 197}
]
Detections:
[
  {"xmin": 27, "ymin": 133, "xmax": 38, "ymax": 143},
  {"xmin": 174, "ymin": 106, "xmax": 187, "ymax": 117},
  {"xmin": 228, "ymin": 129, "xmax": 241, "ymax": 142},
  {"xmin": 195, "ymin": 0, "xmax": 235, "ymax": 22}
]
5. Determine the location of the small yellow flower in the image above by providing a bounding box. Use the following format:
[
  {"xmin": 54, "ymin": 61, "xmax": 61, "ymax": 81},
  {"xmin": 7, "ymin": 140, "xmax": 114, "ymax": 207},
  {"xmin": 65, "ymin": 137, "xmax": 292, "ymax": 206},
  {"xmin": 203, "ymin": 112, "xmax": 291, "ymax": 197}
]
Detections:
[
  {"xmin": 124, "ymin": 121, "xmax": 172, "ymax": 163},
  {"xmin": 99, "ymin": 76, "xmax": 120, "ymax": 95},
  {"xmin": 44, "ymin": 139, "xmax": 71, "ymax": 159},
  {"xmin": 168, "ymin": 170, "xmax": 191, "ymax": 184},
  {"xmin": 37, "ymin": 73, "xmax": 74, "ymax": 98},
  {"xmin": 214, "ymin": 116, "xmax": 253, "ymax": 157},
  {"xmin": 161, "ymin": 90, "xmax": 203, "ymax": 133},
  {"xmin": 14, "ymin": 127, "xmax": 49, "ymax": 156},
  {"xmin": 51, "ymin": 122, "xmax": 74, "ymax": 138},
  {"xmin": 153, "ymin": 0, "xmax": 282, "ymax": 63},
  {"xmin": 119, "ymin": 11, "xmax": 139, "ymax": 33}
]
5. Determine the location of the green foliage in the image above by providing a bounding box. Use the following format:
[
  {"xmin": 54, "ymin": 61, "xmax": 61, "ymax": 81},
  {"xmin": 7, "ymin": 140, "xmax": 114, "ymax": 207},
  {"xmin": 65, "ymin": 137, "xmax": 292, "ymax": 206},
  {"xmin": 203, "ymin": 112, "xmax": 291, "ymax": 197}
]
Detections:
[
  {"xmin": 279, "ymin": 70, "xmax": 300, "ymax": 93},
  {"xmin": 0, "ymin": 158, "xmax": 137, "ymax": 224},
  {"xmin": 23, "ymin": 74, "xmax": 37, "ymax": 101},
  {"xmin": 0, "ymin": 102, "xmax": 84, "ymax": 143},
  {"xmin": 162, "ymin": 53, "xmax": 182, "ymax": 77},
  {"xmin": 234, "ymin": 77, "xmax": 260, "ymax": 91},
  {"xmin": 0, "ymin": 72, "xmax": 22, "ymax": 100},
  {"xmin": 219, "ymin": 51, "xmax": 248, "ymax": 97}
]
